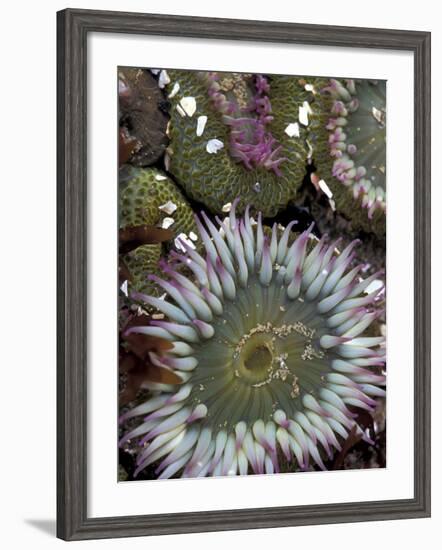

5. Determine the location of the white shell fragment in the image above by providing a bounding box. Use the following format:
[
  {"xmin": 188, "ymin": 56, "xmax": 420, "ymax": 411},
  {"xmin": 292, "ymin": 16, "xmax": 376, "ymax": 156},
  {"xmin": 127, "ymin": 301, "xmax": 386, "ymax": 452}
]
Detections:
[
  {"xmin": 196, "ymin": 115, "xmax": 208, "ymax": 136},
  {"xmin": 161, "ymin": 217, "xmax": 175, "ymax": 229},
  {"xmin": 189, "ymin": 231, "xmax": 198, "ymax": 241},
  {"xmin": 318, "ymin": 179, "xmax": 333, "ymax": 199},
  {"xmin": 152, "ymin": 313, "xmax": 165, "ymax": 320},
  {"xmin": 155, "ymin": 174, "xmax": 167, "ymax": 182},
  {"xmin": 299, "ymin": 101, "xmax": 312, "ymax": 126},
  {"xmin": 179, "ymin": 96, "xmax": 197, "ymax": 117},
  {"xmin": 166, "ymin": 120, "xmax": 172, "ymax": 138},
  {"xmin": 372, "ymin": 106, "xmax": 385, "ymax": 125},
  {"xmin": 120, "ymin": 280, "xmax": 128, "ymax": 297},
  {"xmin": 221, "ymin": 202, "xmax": 232, "ymax": 213},
  {"xmin": 159, "ymin": 200, "xmax": 177, "ymax": 215},
  {"xmin": 284, "ymin": 122, "xmax": 300, "ymax": 138},
  {"xmin": 206, "ymin": 139, "xmax": 224, "ymax": 154},
  {"xmin": 158, "ymin": 70, "xmax": 170, "ymax": 88},
  {"xmin": 168, "ymin": 82, "xmax": 180, "ymax": 98},
  {"xmin": 175, "ymin": 233, "xmax": 197, "ymax": 251},
  {"xmin": 306, "ymin": 139, "xmax": 314, "ymax": 160},
  {"xmin": 176, "ymin": 104, "xmax": 186, "ymax": 117}
]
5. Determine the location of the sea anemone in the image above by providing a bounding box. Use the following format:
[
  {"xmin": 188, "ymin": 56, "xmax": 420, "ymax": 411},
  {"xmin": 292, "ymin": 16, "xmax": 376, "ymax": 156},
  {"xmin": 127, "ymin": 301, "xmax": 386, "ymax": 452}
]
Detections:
[
  {"xmin": 120, "ymin": 201, "xmax": 386, "ymax": 479},
  {"xmin": 165, "ymin": 71, "xmax": 309, "ymax": 217},
  {"xmin": 205, "ymin": 72, "xmax": 287, "ymax": 174},
  {"xmin": 119, "ymin": 165, "xmax": 196, "ymax": 233},
  {"xmin": 308, "ymin": 79, "xmax": 386, "ymax": 234},
  {"xmin": 119, "ymin": 166, "xmax": 197, "ymax": 294},
  {"xmin": 118, "ymin": 68, "xmax": 169, "ymax": 167}
]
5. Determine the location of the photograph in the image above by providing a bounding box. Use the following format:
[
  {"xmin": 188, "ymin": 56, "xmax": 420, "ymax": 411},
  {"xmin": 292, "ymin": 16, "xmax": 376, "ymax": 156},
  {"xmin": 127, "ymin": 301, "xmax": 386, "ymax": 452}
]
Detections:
[
  {"xmin": 0, "ymin": 0, "xmax": 435, "ymax": 545},
  {"xmin": 117, "ymin": 67, "xmax": 387, "ymax": 481}
]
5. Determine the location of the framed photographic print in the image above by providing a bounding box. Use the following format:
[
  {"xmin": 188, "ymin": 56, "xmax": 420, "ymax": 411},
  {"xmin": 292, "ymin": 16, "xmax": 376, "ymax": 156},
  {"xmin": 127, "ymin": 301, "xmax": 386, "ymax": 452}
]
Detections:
[{"xmin": 57, "ymin": 8, "xmax": 431, "ymax": 541}]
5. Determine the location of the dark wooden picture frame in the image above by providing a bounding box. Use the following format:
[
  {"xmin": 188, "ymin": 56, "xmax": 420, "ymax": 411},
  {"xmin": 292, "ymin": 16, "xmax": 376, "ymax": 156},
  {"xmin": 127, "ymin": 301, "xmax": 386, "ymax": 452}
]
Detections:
[{"xmin": 57, "ymin": 8, "xmax": 431, "ymax": 541}]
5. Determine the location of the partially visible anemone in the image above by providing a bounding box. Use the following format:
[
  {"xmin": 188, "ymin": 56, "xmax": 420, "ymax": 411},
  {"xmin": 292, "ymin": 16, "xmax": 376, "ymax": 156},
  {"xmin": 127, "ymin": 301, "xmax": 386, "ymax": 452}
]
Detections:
[
  {"xmin": 122, "ymin": 244, "xmax": 163, "ymax": 296},
  {"xmin": 119, "ymin": 312, "xmax": 183, "ymax": 406},
  {"xmin": 120, "ymin": 201, "xmax": 386, "ymax": 479},
  {"xmin": 119, "ymin": 165, "xmax": 196, "ymax": 233},
  {"xmin": 118, "ymin": 68, "xmax": 169, "ymax": 167},
  {"xmin": 165, "ymin": 71, "xmax": 309, "ymax": 217},
  {"xmin": 307, "ymin": 79, "xmax": 386, "ymax": 235},
  {"xmin": 119, "ymin": 165, "xmax": 197, "ymax": 295}
]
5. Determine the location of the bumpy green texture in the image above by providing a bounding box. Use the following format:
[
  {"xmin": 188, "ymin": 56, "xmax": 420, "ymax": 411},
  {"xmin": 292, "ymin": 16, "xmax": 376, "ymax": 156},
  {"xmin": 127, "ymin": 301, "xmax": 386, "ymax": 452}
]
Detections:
[
  {"xmin": 166, "ymin": 71, "xmax": 309, "ymax": 217},
  {"xmin": 306, "ymin": 79, "xmax": 386, "ymax": 236},
  {"xmin": 119, "ymin": 166, "xmax": 197, "ymax": 294},
  {"xmin": 122, "ymin": 244, "xmax": 162, "ymax": 295},
  {"xmin": 119, "ymin": 165, "xmax": 196, "ymax": 235},
  {"xmin": 302, "ymin": 78, "xmax": 334, "ymax": 171}
]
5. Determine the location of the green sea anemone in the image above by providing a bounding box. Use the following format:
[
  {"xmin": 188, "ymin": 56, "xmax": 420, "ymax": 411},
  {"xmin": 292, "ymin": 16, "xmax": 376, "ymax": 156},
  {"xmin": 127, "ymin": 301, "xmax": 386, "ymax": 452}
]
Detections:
[
  {"xmin": 165, "ymin": 71, "xmax": 309, "ymax": 217},
  {"xmin": 308, "ymin": 79, "xmax": 386, "ymax": 234},
  {"xmin": 120, "ymin": 201, "xmax": 385, "ymax": 478},
  {"xmin": 119, "ymin": 166, "xmax": 197, "ymax": 295},
  {"xmin": 119, "ymin": 165, "xmax": 196, "ymax": 233}
]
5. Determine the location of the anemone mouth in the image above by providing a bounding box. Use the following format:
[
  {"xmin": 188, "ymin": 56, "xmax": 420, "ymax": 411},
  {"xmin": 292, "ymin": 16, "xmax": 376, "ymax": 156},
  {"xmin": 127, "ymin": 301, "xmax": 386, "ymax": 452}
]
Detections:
[
  {"xmin": 120, "ymin": 201, "xmax": 386, "ymax": 479},
  {"xmin": 205, "ymin": 72, "xmax": 287, "ymax": 175},
  {"xmin": 242, "ymin": 342, "xmax": 273, "ymax": 376},
  {"xmin": 188, "ymin": 276, "xmax": 331, "ymax": 431}
]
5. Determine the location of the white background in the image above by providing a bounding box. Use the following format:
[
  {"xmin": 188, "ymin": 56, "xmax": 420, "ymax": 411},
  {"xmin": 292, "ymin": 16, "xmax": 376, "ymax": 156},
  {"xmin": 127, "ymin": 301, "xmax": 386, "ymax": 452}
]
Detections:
[{"xmin": 0, "ymin": 0, "xmax": 439, "ymax": 548}]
